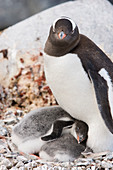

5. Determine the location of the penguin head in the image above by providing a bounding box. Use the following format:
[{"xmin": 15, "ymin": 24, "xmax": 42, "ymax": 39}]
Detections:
[
  {"xmin": 75, "ymin": 120, "xmax": 88, "ymax": 143},
  {"xmin": 44, "ymin": 16, "xmax": 80, "ymax": 56}
]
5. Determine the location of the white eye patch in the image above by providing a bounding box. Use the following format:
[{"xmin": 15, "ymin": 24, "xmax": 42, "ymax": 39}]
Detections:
[{"xmin": 52, "ymin": 16, "xmax": 76, "ymax": 32}]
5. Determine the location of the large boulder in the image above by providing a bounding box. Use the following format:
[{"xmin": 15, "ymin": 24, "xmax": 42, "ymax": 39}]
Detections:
[
  {"xmin": 0, "ymin": 0, "xmax": 70, "ymax": 30},
  {"xmin": 0, "ymin": 0, "xmax": 113, "ymax": 87}
]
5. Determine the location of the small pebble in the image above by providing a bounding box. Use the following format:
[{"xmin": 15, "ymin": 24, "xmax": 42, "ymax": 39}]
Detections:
[
  {"xmin": 0, "ymin": 120, "xmax": 4, "ymax": 126},
  {"xmin": 0, "ymin": 158, "xmax": 12, "ymax": 169},
  {"xmin": 25, "ymin": 162, "xmax": 34, "ymax": 169},
  {"xmin": 91, "ymin": 166, "xmax": 96, "ymax": 170},
  {"xmin": 17, "ymin": 155, "xmax": 28, "ymax": 162},
  {"xmin": 95, "ymin": 160, "xmax": 101, "ymax": 164},
  {"xmin": 5, "ymin": 111, "xmax": 13, "ymax": 116},
  {"xmin": 76, "ymin": 158, "xmax": 92, "ymax": 166},
  {"xmin": 18, "ymin": 167, "xmax": 25, "ymax": 170},
  {"xmin": 4, "ymin": 118, "xmax": 16, "ymax": 125},
  {"xmin": 31, "ymin": 161, "xmax": 38, "ymax": 168},
  {"xmin": 104, "ymin": 153, "xmax": 113, "ymax": 160},
  {"xmin": 10, "ymin": 168, "xmax": 17, "ymax": 170},
  {"xmin": 0, "ymin": 165, "xmax": 8, "ymax": 170},
  {"xmin": 15, "ymin": 161, "xmax": 24, "ymax": 168},
  {"xmin": 101, "ymin": 161, "xmax": 113, "ymax": 168},
  {"xmin": 0, "ymin": 126, "xmax": 8, "ymax": 136},
  {"xmin": 16, "ymin": 110, "xmax": 23, "ymax": 117}
]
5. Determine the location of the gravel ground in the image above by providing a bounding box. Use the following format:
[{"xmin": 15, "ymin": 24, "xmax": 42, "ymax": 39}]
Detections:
[{"xmin": 0, "ymin": 52, "xmax": 113, "ymax": 169}]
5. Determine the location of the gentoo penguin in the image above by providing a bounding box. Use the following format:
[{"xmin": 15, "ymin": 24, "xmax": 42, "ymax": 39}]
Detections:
[
  {"xmin": 44, "ymin": 16, "xmax": 113, "ymax": 152},
  {"xmin": 39, "ymin": 133, "xmax": 85, "ymax": 162},
  {"xmin": 11, "ymin": 106, "xmax": 75, "ymax": 154}
]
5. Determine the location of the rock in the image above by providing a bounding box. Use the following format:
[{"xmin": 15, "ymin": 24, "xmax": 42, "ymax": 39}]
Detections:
[
  {"xmin": 0, "ymin": 158, "xmax": 12, "ymax": 169},
  {"xmin": 15, "ymin": 110, "xmax": 23, "ymax": 117},
  {"xmin": 0, "ymin": 0, "xmax": 69, "ymax": 30},
  {"xmin": 0, "ymin": 120, "xmax": 4, "ymax": 126},
  {"xmin": 76, "ymin": 158, "xmax": 93, "ymax": 166},
  {"xmin": 31, "ymin": 161, "xmax": 38, "ymax": 168},
  {"xmin": 0, "ymin": 0, "xmax": 113, "ymax": 87},
  {"xmin": 0, "ymin": 140, "xmax": 7, "ymax": 150},
  {"xmin": 104, "ymin": 153, "xmax": 113, "ymax": 160},
  {"xmin": 18, "ymin": 168, "xmax": 25, "ymax": 170},
  {"xmin": 4, "ymin": 118, "xmax": 16, "ymax": 125},
  {"xmin": 10, "ymin": 168, "xmax": 17, "ymax": 170},
  {"xmin": 17, "ymin": 156, "xmax": 28, "ymax": 162},
  {"xmin": 24, "ymin": 162, "xmax": 33, "ymax": 169},
  {"xmin": 91, "ymin": 166, "xmax": 97, "ymax": 170},
  {"xmin": 0, "ymin": 126, "xmax": 8, "ymax": 136},
  {"xmin": 0, "ymin": 165, "xmax": 8, "ymax": 170},
  {"xmin": 15, "ymin": 161, "xmax": 24, "ymax": 168},
  {"xmin": 0, "ymin": 0, "xmax": 30, "ymax": 30},
  {"xmin": 101, "ymin": 161, "xmax": 113, "ymax": 168}
]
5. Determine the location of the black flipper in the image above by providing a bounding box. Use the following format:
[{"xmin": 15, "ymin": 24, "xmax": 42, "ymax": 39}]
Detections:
[
  {"xmin": 88, "ymin": 69, "xmax": 113, "ymax": 134},
  {"xmin": 41, "ymin": 120, "xmax": 74, "ymax": 141}
]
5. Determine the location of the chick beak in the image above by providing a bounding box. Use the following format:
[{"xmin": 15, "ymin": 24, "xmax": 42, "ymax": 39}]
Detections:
[
  {"xmin": 77, "ymin": 135, "xmax": 80, "ymax": 143},
  {"xmin": 58, "ymin": 31, "xmax": 66, "ymax": 39},
  {"xmin": 77, "ymin": 135, "xmax": 85, "ymax": 143}
]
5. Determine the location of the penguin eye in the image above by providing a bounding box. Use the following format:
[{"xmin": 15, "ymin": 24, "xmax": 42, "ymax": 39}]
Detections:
[
  {"xmin": 76, "ymin": 127, "xmax": 80, "ymax": 131},
  {"xmin": 58, "ymin": 31, "xmax": 66, "ymax": 40}
]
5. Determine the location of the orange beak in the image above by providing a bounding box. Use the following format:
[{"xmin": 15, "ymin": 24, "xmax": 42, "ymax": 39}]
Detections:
[
  {"xmin": 77, "ymin": 135, "xmax": 80, "ymax": 143},
  {"xmin": 58, "ymin": 31, "xmax": 66, "ymax": 39},
  {"xmin": 77, "ymin": 135, "xmax": 85, "ymax": 143}
]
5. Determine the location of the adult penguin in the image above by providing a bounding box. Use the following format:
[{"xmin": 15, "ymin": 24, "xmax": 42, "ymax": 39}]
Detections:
[{"xmin": 44, "ymin": 16, "xmax": 113, "ymax": 152}]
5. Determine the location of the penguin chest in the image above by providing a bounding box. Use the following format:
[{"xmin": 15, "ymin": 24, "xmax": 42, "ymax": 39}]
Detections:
[{"xmin": 44, "ymin": 53, "xmax": 97, "ymax": 120}]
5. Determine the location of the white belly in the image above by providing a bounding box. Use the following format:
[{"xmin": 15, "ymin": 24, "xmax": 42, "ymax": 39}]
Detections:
[
  {"xmin": 44, "ymin": 53, "xmax": 113, "ymax": 152},
  {"xmin": 44, "ymin": 53, "xmax": 99, "ymax": 123}
]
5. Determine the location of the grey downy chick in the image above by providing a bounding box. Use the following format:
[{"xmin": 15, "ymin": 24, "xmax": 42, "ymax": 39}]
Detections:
[
  {"xmin": 11, "ymin": 106, "xmax": 75, "ymax": 154},
  {"xmin": 39, "ymin": 119, "xmax": 88, "ymax": 162}
]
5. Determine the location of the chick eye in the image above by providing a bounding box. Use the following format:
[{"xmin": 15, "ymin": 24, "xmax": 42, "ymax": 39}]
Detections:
[
  {"xmin": 58, "ymin": 31, "xmax": 66, "ymax": 39},
  {"xmin": 76, "ymin": 127, "xmax": 80, "ymax": 130}
]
